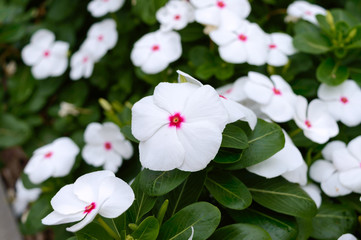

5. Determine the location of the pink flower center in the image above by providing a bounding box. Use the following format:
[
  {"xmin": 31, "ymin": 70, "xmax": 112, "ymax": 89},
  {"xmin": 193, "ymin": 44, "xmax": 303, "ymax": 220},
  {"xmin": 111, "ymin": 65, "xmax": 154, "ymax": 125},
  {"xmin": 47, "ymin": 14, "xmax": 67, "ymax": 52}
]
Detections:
[
  {"xmin": 238, "ymin": 34, "xmax": 247, "ymax": 42},
  {"xmin": 225, "ymin": 88, "xmax": 233, "ymax": 94},
  {"xmin": 169, "ymin": 113, "xmax": 184, "ymax": 129},
  {"xmin": 217, "ymin": 1, "xmax": 226, "ymax": 8},
  {"xmin": 103, "ymin": 0, "xmax": 109, "ymax": 2},
  {"xmin": 44, "ymin": 151, "xmax": 53, "ymax": 158},
  {"xmin": 82, "ymin": 56, "xmax": 89, "ymax": 63},
  {"xmin": 269, "ymin": 44, "xmax": 277, "ymax": 49},
  {"xmin": 305, "ymin": 120, "xmax": 312, "ymax": 128},
  {"xmin": 174, "ymin": 14, "xmax": 181, "ymax": 20},
  {"xmin": 340, "ymin": 96, "xmax": 348, "ymax": 104},
  {"xmin": 273, "ymin": 87, "xmax": 282, "ymax": 95},
  {"xmin": 43, "ymin": 50, "xmax": 50, "ymax": 57},
  {"xmin": 104, "ymin": 142, "xmax": 112, "ymax": 150},
  {"xmin": 84, "ymin": 202, "xmax": 96, "ymax": 214},
  {"xmin": 98, "ymin": 35, "xmax": 104, "ymax": 41},
  {"xmin": 219, "ymin": 94, "xmax": 227, "ymax": 99},
  {"xmin": 305, "ymin": 10, "xmax": 313, "ymax": 15},
  {"xmin": 152, "ymin": 45, "xmax": 160, "ymax": 52}
]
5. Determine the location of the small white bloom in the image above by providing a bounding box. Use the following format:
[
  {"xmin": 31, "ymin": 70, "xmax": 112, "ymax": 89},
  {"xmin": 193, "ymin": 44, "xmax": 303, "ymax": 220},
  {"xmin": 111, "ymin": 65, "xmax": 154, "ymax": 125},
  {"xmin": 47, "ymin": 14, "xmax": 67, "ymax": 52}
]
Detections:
[
  {"xmin": 131, "ymin": 81, "xmax": 228, "ymax": 171},
  {"xmin": 58, "ymin": 102, "xmax": 79, "ymax": 117},
  {"xmin": 87, "ymin": 0, "xmax": 125, "ymax": 17},
  {"xmin": 21, "ymin": 29, "xmax": 69, "ymax": 79},
  {"xmin": 83, "ymin": 19, "xmax": 118, "ymax": 60},
  {"xmin": 82, "ymin": 122, "xmax": 133, "ymax": 173},
  {"xmin": 131, "ymin": 30, "xmax": 182, "ymax": 74},
  {"xmin": 309, "ymin": 141, "xmax": 352, "ymax": 197},
  {"xmin": 178, "ymin": 70, "xmax": 257, "ymax": 129},
  {"xmin": 301, "ymin": 183, "xmax": 322, "ymax": 208},
  {"xmin": 156, "ymin": 0, "xmax": 195, "ymax": 31},
  {"xmin": 12, "ymin": 179, "xmax": 41, "ymax": 216},
  {"xmin": 42, "ymin": 170, "xmax": 134, "ymax": 232},
  {"xmin": 266, "ymin": 33, "xmax": 296, "ymax": 67},
  {"xmin": 69, "ymin": 47, "xmax": 96, "ymax": 80},
  {"xmin": 244, "ymin": 72, "xmax": 297, "ymax": 122},
  {"xmin": 210, "ymin": 20, "xmax": 268, "ymax": 65},
  {"xmin": 318, "ymin": 80, "xmax": 361, "ymax": 127},
  {"xmin": 294, "ymin": 96, "xmax": 339, "ymax": 144},
  {"xmin": 24, "ymin": 137, "xmax": 79, "ymax": 184},
  {"xmin": 338, "ymin": 233, "xmax": 358, "ymax": 240},
  {"xmin": 191, "ymin": 0, "xmax": 251, "ymax": 28},
  {"xmin": 286, "ymin": 1, "xmax": 326, "ymax": 25},
  {"xmin": 247, "ymin": 130, "xmax": 304, "ymax": 179}
]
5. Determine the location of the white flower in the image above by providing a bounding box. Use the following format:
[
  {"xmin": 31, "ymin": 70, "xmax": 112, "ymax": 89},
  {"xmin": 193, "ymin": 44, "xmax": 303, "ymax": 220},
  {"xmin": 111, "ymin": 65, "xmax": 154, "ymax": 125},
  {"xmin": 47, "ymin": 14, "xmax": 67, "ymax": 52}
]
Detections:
[
  {"xmin": 301, "ymin": 183, "xmax": 322, "ymax": 208},
  {"xmin": 82, "ymin": 19, "xmax": 118, "ymax": 60},
  {"xmin": 131, "ymin": 30, "xmax": 182, "ymax": 74},
  {"xmin": 69, "ymin": 47, "xmax": 96, "ymax": 80},
  {"xmin": 318, "ymin": 80, "xmax": 361, "ymax": 127},
  {"xmin": 338, "ymin": 233, "xmax": 358, "ymax": 240},
  {"xmin": 24, "ymin": 137, "xmax": 79, "ymax": 184},
  {"xmin": 21, "ymin": 29, "xmax": 69, "ymax": 79},
  {"xmin": 156, "ymin": 0, "xmax": 195, "ymax": 31},
  {"xmin": 247, "ymin": 130, "xmax": 304, "ymax": 179},
  {"xmin": 266, "ymin": 33, "xmax": 296, "ymax": 67},
  {"xmin": 87, "ymin": 0, "xmax": 125, "ymax": 17},
  {"xmin": 190, "ymin": 0, "xmax": 251, "ymax": 28},
  {"xmin": 210, "ymin": 20, "xmax": 268, "ymax": 65},
  {"xmin": 82, "ymin": 122, "xmax": 133, "ymax": 173},
  {"xmin": 282, "ymin": 162, "xmax": 308, "ymax": 186},
  {"xmin": 217, "ymin": 76, "xmax": 249, "ymax": 102},
  {"xmin": 309, "ymin": 141, "xmax": 352, "ymax": 197},
  {"xmin": 42, "ymin": 170, "xmax": 134, "ymax": 232},
  {"xmin": 294, "ymin": 96, "xmax": 339, "ymax": 144},
  {"xmin": 131, "ymin": 82, "xmax": 228, "ymax": 171},
  {"xmin": 286, "ymin": 1, "xmax": 326, "ymax": 25},
  {"xmin": 244, "ymin": 72, "xmax": 297, "ymax": 122},
  {"xmin": 12, "ymin": 179, "xmax": 41, "ymax": 216},
  {"xmin": 58, "ymin": 102, "xmax": 79, "ymax": 117},
  {"xmin": 178, "ymin": 70, "xmax": 257, "ymax": 129}
]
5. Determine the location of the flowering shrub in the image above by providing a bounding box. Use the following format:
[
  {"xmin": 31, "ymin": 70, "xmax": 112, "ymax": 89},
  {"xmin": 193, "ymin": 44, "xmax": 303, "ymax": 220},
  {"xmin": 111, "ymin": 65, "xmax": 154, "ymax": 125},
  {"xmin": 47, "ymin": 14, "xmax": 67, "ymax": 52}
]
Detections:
[{"xmin": 1, "ymin": 0, "xmax": 361, "ymax": 240}]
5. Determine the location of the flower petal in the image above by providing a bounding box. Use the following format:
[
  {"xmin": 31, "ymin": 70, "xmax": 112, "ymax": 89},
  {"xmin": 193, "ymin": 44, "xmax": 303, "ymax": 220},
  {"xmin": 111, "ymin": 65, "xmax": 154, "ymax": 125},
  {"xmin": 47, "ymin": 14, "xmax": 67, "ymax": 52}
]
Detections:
[
  {"xmin": 332, "ymin": 148, "xmax": 359, "ymax": 171},
  {"xmin": 51, "ymin": 184, "xmax": 87, "ymax": 214},
  {"xmin": 84, "ymin": 122, "xmax": 104, "ymax": 144},
  {"xmin": 82, "ymin": 145, "xmax": 106, "ymax": 167},
  {"xmin": 301, "ymin": 183, "xmax": 321, "ymax": 208},
  {"xmin": 347, "ymin": 136, "xmax": 361, "ymax": 162},
  {"xmin": 309, "ymin": 160, "xmax": 336, "ymax": 183},
  {"xmin": 321, "ymin": 172, "xmax": 351, "ymax": 197},
  {"xmin": 42, "ymin": 211, "xmax": 84, "ymax": 225},
  {"xmin": 339, "ymin": 168, "xmax": 361, "ymax": 193},
  {"xmin": 66, "ymin": 210, "xmax": 98, "ymax": 232},
  {"xmin": 321, "ymin": 140, "xmax": 346, "ymax": 160},
  {"xmin": 282, "ymin": 162, "xmax": 308, "ymax": 186}
]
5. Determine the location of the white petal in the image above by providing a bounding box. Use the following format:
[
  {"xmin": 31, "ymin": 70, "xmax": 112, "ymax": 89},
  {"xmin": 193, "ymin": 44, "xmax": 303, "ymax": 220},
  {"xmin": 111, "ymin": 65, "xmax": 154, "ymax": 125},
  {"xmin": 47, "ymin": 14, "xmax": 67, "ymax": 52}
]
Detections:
[
  {"xmin": 347, "ymin": 136, "xmax": 361, "ymax": 161},
  {"xmin": 66, "ymin": 210, "xmax": 98, "ymax": 232},
  {"xmin": 221, "ymin": 98, "xmax": 257, "ymax": 129},
  {"xmin": 294, "ymin": 95, "xmax": 308, "ymax": 127},
  {"xmin": 31, "ymin": 29, "xmax": 55, "ymax": 48},
  {"xmin": 270, "ymin": 33, "xmax": 296, "ymax": 55},
  {"xmin": 301, "ymin": 184, "xmax": 321, "ymax": 208},
  {"xmin": 309, "ymin": 160, "xmax": 336, "ymax": 183},
  {"xmin": 21, "ymin": 45, "xmax": 43, "ymax": 66},
  {"xmin": 339, "ymin": 168, "xmax": 361, "ymax": 193},
  {"xmin": 84, "ymin": 122, "xmax": 104, "ymax": 144},
  {"xmin": 177, "ymin": 70, "xmax": 203, "ymax": 86},
  {"xmin": 321, "ymin": 140, "xmax": 346, "ymax": 160},
  {"xmin": 321, "ymin": 172, "xmax": 352, "ymax": 197},
  {"xmin": 141, "ymin": 53, "xmax": 172, "ymax": 74},
  {"xmin": 177, "ymin": 121, "xmax": 223, "ymax": 171},
  {"xmin": 332, "ymin": 148, "xmax": 359, "ymax": 171},
  {"xmin": 194, "ymin": 6, "xmax": 220, "ymax": 26},
  {"xmin": 338, "ymin": 233, "xmax": 358, "ymax": 240},
  {"xmin": 218, "ymin": 41, "xmax": 247, "ymax": 64},
  {"xmin": 42, "ymin": 211, "xmax": 84, "ymax": 225},
  {"xmin": 244, "ymin": 72, "xmax": 273, "ymax": 104},
  {"xmin": 113, "ymin": 140, "xmax": 133, "ymax": 159},
  {"xmin": 267, "ymin": 49, "xmax": 289, "ymax": 66},
  {"xmin": 209, "ymin": 28, "xmax": 236, "ymax": 46},
  {"xmin": 51, "ymin": 184, "xmax": 87, "ymax": 214},
  {"xmin": 88, "ymin": 0, "xmax": 110, "ymax": 17},
  {"xmin": 130, "ymin": 45, "xmax": 152, "ymax": 67},
  {"xmin": 31, "ymin": 57, "xmax": 55, "ymax": 79},
  {"xmin": 139, "ymin": 125, "xmax": 185, "ymax": 171},
  {"xmin": 260, "ymin": 95, "xmax": 295, "ymax": 122},
  {"xmin": 282, "ymin": 162, "xmax": 308, "ymax": 186},
  {"xmin": 131, "ymin": 96, "xmax": 169, "ymax": 141},
  {"xmin": 27, "ymin": 159, "xmax": 54, "ymax": 184},
  {"xmin": 82, "ymin": 145, "xmax": 106, "ymax": 167}
]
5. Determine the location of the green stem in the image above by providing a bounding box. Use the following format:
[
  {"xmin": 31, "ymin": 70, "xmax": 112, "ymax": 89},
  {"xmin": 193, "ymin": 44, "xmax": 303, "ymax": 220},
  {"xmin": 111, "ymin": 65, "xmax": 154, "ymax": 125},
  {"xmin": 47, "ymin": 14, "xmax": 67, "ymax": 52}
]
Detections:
[
  {"xmin": 288, "ymin": 128, "xmax": 302, "ymax": 138},
  {"xmin": 97, "ymin": 216, "xmax": 121, "ymax": 240}
]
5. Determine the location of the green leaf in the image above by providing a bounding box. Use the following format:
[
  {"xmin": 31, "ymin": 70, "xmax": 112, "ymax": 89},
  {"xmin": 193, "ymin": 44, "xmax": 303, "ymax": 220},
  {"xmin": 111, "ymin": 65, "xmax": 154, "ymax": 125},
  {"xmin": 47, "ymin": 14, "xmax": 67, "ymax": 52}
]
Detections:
[
  {"xmin": 140, "ymin": 169, "xmax": 190, "ymax": 196},
  {"xmin": 0, "ymin": 113, "xmax": 31, "ymax": 148},
  {"xmin": 205, "ymin": 171, "xmax": 251, "ymax": 210},
  {"xmin": 226, "ymin": 119, "xmax": 285, "ymax": 169},
  {"xmin": 8, "ymin": 67, "xmax": 35, "ymax": 105},
  {"xmin": 0, "ymin": 23, "xmax": 27, "ymax": 42},
  {"xmin": 221, "ymin": 123, "xmax": 248, "ymax": 149},
  {"xmin": 209, "ymin": 223, "xmax": 271, "ymax": 240},
  {"xmin": 316, "ymin": 58, "xmax": 349, "ymax": 86},
  {"xmin": 293, "ymin": 32, "xmax": 331, "ymax": 54},
  {"xmin": 131, "ymin": 216, "xmax": 159, "ymax": 240},
  {"xmin": 178, "ymin": 23, "xmax": 204, "ymax": 42},
  {"xmin": 76, "ymin": 222, "xmax": 113, "ymax": 240},
  {"xmin": 331, "ymin": 9, "xmax": 359, "ymax": 28},
  {"xmin": 243, "ymin": 175, "xmax": 317, "ymax": 218},
  {"xmin": 127, "ymin": 175, "xmax": 157, "ymax": 224},
  {"xmin": 132, "ymin": 0, "xmax": 167, "ymax": 25},
  {"xmin": 158, "ymin": 202, "xmax": 221, "ymax": 240},
  {"xmin": 121, "ymin": 125, "xmax": 139, "ymax": 143},
  {"xmin": 213, "ymin": 148, "xmax": 242, "ymax": 164},
  {"xmin": 294, "ymin": 21, "xmax": 319, "ymax": 35},
  {"xmin": 228, "ymin": 208, "xmax": 298, "ymax": 240},
  {"xmin": 310, "ymin": 203, "xmax": 357, "ymax": 239}
]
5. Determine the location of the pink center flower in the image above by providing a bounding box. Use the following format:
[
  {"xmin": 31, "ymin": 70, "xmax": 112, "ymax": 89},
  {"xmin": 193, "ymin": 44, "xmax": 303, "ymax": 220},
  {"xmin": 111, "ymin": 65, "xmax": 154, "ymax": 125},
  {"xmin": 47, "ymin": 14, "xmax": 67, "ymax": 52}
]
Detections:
[
  {"xmin": 219, "ymin": 94, "xmax": 227, "ymax": 99},
  {"xmin": 305, "ymin": 10, "xmax": 313, "ymax": 16},
  {"xmin": 273, "ymin": 87, "xmax": 282, "ymax": 95},
  {"xmin": 82, "ymin": 56, "xmax": 89, "ymax": 63},
  {"xmin": 217, "ymin": 1, "xmax": 226, "ymax": 8},
  {"xmin": 174, "ymin": 14, "xmax": 181, "ymax": 20},
  {"xmin": 340, "ymin": 96, "xmax": 348, "ymax": 104},
  {"xmin": 98, "ymin": 35, "xmax": 104, "ymax": 41},
  {"xmin": 104, "ymin": 142, "xmax": 112, "ymax": 150},
  {"xmin": 43, "ymin": 50, "xmax": 50, "ymax": 57},
  {"xmin": 225, "ymin": 88, "xmax": 233, "ymax": 94},
  {"xmin": 152, "ymin": 45, "xmax": 160, "ymax": 52},
  {"xmin": 305, "ymin": 120, "xmax": 312, "ymax": 128},
  {"xmin": 269, "ymin": 44, "xmax": 277, "ymax": 49},
  {"xmin": 44, "ymin": 152, "xmax": 53, "ymax": 158},
  {"xmin": 83, "ymin": 202, "xmax": 96, "ymax": 214},
  {"xmin": 169, "ymin": 113, "xmax": 185, "ymax": 129},
  {"xmin": 238, "ymin": 34, "xmax": 247, "ymax": 42}
]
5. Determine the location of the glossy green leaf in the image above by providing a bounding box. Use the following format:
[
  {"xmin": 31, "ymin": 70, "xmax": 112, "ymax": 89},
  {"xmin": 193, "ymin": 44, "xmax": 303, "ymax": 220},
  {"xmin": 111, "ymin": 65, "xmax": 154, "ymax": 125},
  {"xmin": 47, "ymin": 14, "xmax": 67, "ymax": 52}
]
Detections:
[
  {"xmin": 213, "ymin": 148, "xmax": 242, "ymax": 164},
  {"xmin": 209, "ymin": 223, "xmax": 271, "ymax": 240},
  {"xmin": 8, "ymin": 67, "xmax": 35, "ymax": 105},
  {"xmin": 121, "ymin": 125, "xmax": 139, "ymax": 143},
  {"xmin": 76, "ymin": 222, "xmax": 113, "ymax": 240},
  {"xmin": 316, "ymin": 58, "xmax": 349, "ymax": 86},
  {"xmin": 226, "ymin": 119, "xmax": 285, "ymax": 169},
  {"xmin": 221, "ymin": 124, "xmax": 248, "ymax": 149},
  {"xmin": 140, "ymin": 169, "xmax": 190, "ymax": 196},
  {"xmin": 294, "ymin": 21, "xmax": 319, "ymax": 35},
  {"xmin": 311, "ymin": 203, "xmax": 357, "ymax": 239},
  {"xmin": 205, "ymin": 171, "xmax": 251, "ymax": 210},
  {"xmin": 242, "ymin": 175, "xmax": 317, "ymax": 218},
  {"xmin": 158, "ymin": 202, "xmax": 221, "ymax": 240},
  {"xmin": 331, "ymin": 9, "xmax": 359, "ymax": 27},
  {"xmin": 132, "ymin": 0, "xmax": 167, "ymax": 25},
  {"xmin": 293, "ymin": 32, "xmax": 331, "ymax": 54},
  {"xmin": 0, "ymin": 113, "xmax": 31, "ymax": 148},
  {"xmin": 131, "ymin": 216, "xmax": 159, "ymax": 240}
]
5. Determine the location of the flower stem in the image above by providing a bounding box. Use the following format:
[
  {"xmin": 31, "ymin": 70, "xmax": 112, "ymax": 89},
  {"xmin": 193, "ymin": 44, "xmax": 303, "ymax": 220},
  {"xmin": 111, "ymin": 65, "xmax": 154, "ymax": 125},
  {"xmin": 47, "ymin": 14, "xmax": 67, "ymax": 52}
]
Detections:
[
  {"xmin": 97, "ymin": 216, "xmax": 121, "ymax": 240},
  {"xmin": 289, "ymin": 128, "xmax": 302, "ymax": 138}
]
